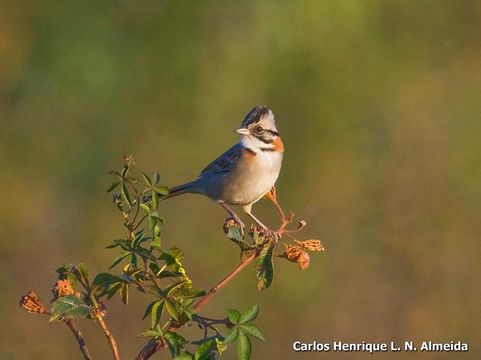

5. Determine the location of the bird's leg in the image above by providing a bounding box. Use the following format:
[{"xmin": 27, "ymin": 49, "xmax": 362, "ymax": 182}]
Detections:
[
  {"xmin": 242, "ymin": 204, "xmax": 268, "ymax": 230},
  {"xmin": 218, "ymin": 201, "xmax": 245, "ymax": 234},
  {"xmin": 264, "ymin": 186, "xmax": 288, "ymax": 226},
  {"xmin": 242, "ymin": 204, "xmax": 280, "ymax": 242}
]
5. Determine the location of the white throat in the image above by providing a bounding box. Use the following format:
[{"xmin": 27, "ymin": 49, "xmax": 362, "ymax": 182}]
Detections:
[{"xmin": 240, "ymin": 135, "xmax": 274, "ymax": 152}]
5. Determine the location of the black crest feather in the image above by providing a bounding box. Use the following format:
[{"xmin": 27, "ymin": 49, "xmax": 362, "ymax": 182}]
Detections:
[{"xmin": 241, "ymin": 106, "xmax": 271, "ymax": 128}]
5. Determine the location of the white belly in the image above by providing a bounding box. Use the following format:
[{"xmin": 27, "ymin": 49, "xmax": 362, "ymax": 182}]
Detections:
[{"xmin": 203, "ymin": 151, "xmax": 283, "ymax": 205}]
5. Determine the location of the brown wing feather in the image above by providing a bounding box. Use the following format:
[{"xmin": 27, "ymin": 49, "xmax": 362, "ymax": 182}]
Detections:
[{"xmin": 200, "ymin": 144, "xmax": 242, "ymax": 176}]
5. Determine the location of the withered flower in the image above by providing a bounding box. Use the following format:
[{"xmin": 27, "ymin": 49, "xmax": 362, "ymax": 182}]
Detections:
[
  {"xmin": 19, "ymin": 291, "xmax": 47, "ymax": 314},
  {"xmin": 52, "ymin": 279, "xmax": 75, "ymax": 299}
]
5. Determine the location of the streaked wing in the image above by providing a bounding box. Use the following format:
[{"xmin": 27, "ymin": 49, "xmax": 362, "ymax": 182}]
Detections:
[{"xmin": 200, "ymin": 144, "xmax": 242, "ymax": 176}]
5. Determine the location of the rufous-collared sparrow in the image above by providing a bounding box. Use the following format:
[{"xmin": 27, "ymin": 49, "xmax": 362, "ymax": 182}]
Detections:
[{"xmin": 165, "ymin": 106, "xmax": 284, "ymax": 233}]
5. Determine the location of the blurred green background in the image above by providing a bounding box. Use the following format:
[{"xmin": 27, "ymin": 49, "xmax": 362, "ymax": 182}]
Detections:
[{"xmin": 2, "ymin": 1, "xmax": 481, "ymax": 359}]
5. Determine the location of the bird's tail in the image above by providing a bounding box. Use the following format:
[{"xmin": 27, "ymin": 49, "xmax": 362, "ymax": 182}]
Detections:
[{"xmin": 162, "ymin": 180, "xmax": 199, "ymax": 200}]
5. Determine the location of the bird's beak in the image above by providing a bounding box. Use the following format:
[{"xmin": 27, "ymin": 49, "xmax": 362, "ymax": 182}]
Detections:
[{"xmin": 235, "ymin": 128, "xmax": 250, "ymax": 136}]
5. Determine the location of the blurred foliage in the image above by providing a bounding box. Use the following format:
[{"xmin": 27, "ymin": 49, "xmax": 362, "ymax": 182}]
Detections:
[{"xmin": 3, "ymin": 0, "xmax": 481, "ymax": 359}]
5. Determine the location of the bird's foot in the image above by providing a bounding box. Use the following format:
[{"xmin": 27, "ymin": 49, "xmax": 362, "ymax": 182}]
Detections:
[
  {"xmin": 266, "ymin": 229, "xmax": 281, "ymax": 243},
  {"xmin": 253, "ymin": 226, "xmax": 281, "ymax": 243}
]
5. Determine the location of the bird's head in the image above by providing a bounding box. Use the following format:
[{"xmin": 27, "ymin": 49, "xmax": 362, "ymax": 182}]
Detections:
[{"xmin": 235, "ymin": 106, "xmax": 279, "ymax": 146}]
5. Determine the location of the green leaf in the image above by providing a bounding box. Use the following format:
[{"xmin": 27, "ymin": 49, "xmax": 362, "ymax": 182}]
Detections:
[
  {"xmin": 150, "ymin": 211, "xmax": 164, "ymax": 223},
  {"xmin": 256, "ymin": 244, "xmax": 274, "ymax": 290},
  {"xmin": 149, "ymin": 262, "xmax": 167, "ymax": 277},
  {"xmin": 153, "ymin": 172, "xmax": 161, "ymax": 185},
  {"xmin": 226, "ymin": 226, "xmax": 243, "ymax": 242},
  {"xmin": 137, "ymin": 329, "xmax": 162, "ymax": 338},
  {"xmin": 108, "ymin": 239, "xmax": 131, "ymax": 251},
  {"xmin": 133, "ymin": 247, "xmax": 156, "ymax": 260},
  {"xmin": 171, "ymin": 287, "xmax": 206, "ymax": 300},
  {"xmin": 164, "ymin": 281, "xmax": 187, "ymax": 297},
  {"xmin": 107, "ymin": 180, "xmax": 120, "ymax": 193},
  {"xmin": 142, "ymin": 301, "xmax": 155, "ymax": 320},
  {"xmin": 225, "ymin": 226, "xmax": 256, "ymax": 252},
  {"xmin": 121, "ymin": 182, "xmax": 133, "ymax": 209},
  {"xmin": 152, "ymin": 190, "xmax": 159, "ymax": 210},
  {"xmin": 154, "ymin": 185, "xmax": 169, "ymax": 195},
  {"xmin": 139, "ymin": 203, "xmax": 150, "ymax": 213},
  {"xmin": 120, "ymin": 284, "xmax": 129, "ymax": 304},
  {"xmin": 141, "ymin": 172, "xmax": 152, "ymax": 186},
  {"xmin": 92, "ymin": 272, "xmax": 121, "ymax": 289},
  {"xmin": 238, "ymin": 324, "xmax": 265, "ymax": 341},
  {"xmin": 174, "ymin": 354, "xmax": 193, "ymax": 360},
  {"xmin": 227, "ymin": 309, "xmax": 241, "ymax": 324},
  {"xmin": 164, "ymin": 331, "xmax": 187, "ymax": 357},
  {"xmin": 170, "ymin": 247, "xmax": 184, "ymax": 260},
  {"xmin": 132, "ymin": 232, "xmax": 146, "ymax": 248},
  {"xmin": 151, "ymin": 300, "xmax": 164, "ymax": 329},
  {"xmin": 121, "ymin": 165, "xmax": 129, "ymax": 177},
  {"xmin": 109, "ymin": 251, "xmax": 130, "ymax": 269},
  {"xmin": 194, "ymin": 338, "xmax": 215, "ymax": 360},
  {"xmin": 148, "ymin": 214, "xmax": 156, "ymax": 230},
  {"xmin": 105, "ymin": 282, "xmax": 123, "ymax": 299},
  {"xmin": 237, "ymin": 333, "xmax": 252, "ymax": 360},
  {"xmin": 50, "ymin": 295, "xmax": 91, "ymax": 322},
  {"xmin": 130, "ymin": 253, "xmax": 138, "ymax": 268},
  {"xmin": 151, "ymin": 236, "xmax": 161, "ymax": 250},
  {"xmin": 239, "ymin": 305, "xmax": 259, "ymax": 324},
  {"xmin": 154, "ymin": 224, "xmax": 161, "ymax": 237},
  {"xmin": 77, "ymin": 263, "xmax": 88, "ymax": 279},
  {"xmin": 222, "ymin": 327, "xmax": 239, "ymax": 344},
  {"xmin": 253, "ymin": 229, "xmax": 263, "ymax": 245},
  {"xmin": 107, "ymin": 170, "xmax": 122, "ymax": 177},
  {"xmin": 164, "ymin": 299, "xmax": 179, "ymax": 321}
]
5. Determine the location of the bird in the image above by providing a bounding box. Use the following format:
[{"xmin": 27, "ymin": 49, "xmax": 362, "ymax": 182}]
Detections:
[{"xmin": 164, "ymin": 106, "xmax": 284, "ymax": 234}]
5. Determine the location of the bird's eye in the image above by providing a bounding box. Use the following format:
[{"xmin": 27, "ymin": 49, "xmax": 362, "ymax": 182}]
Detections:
[{"xmin": 254, "ymin": 125, "xmax": 263, "ymax": 133}]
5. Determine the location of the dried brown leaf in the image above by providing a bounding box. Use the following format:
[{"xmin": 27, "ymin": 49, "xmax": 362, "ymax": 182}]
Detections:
[
  {"xmin": 296, "ymin": 239, "xmax": 325, "ymax": 252},
  {"xmin": 297, "ymin": 251, "xmax": 310, "ymax": 270},
  {"xmin": 19, "ymin": 291, "xmax": 47, "ymax": 314},
  {"xmin": 283, "ymin": 244, "xmax": 303, "ymax": 262}
]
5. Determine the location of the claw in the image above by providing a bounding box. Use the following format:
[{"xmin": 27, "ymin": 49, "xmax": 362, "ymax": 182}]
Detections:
[
  {"xmin": 257, "ymin": 228, "xmax": 281, "ymax": 243},
  {"xmin": 268, "ymin": 230, "xmax": 281, "ymax": 243}
]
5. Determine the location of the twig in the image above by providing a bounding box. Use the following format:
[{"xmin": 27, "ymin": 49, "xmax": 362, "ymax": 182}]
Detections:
[
  {"xmin": 64, "ymin": 318, "xmax": 93, "ymax": 360},
  {"xmin": 88, "ymin": 292, "xmax": 120, "ymax": 360},
  {"xmin": 135, "ymin": 338, "xmax": 168, "ymax": 360},
  {"xmin": 192, "ymin": 250, "xmax": 259, "ymax": 313},
  {"xmin": 94, "ymin": 311, "xmax": 121, "ymax": 360}
]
